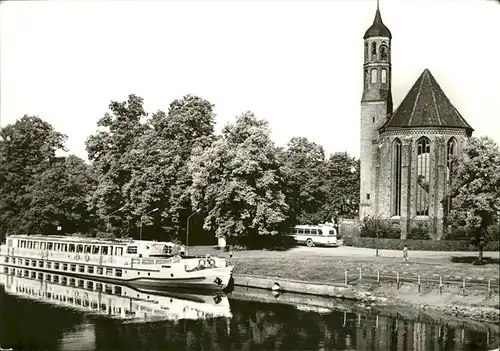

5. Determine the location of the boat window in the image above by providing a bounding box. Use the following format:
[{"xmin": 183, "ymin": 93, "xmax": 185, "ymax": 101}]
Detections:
[
  {"xmin": 84, "ymin": 245, "xmax": 91, "ymax": 254},
  {"xmin": 329, "ymin": 230, "xmax": 336, "ymax": 235},
  {"xmin": 97, "ymin": 267, "xmax": 103, "ymax": 275},
  {"xmin": 47, "ymin": 242, "xmax": 53, "ymax": 250},
  {"xmin": 126, "ymin": 246, "xmax": 138, "ymax": 254},
  {"xmin": 79, "ymin": 265, "xmax": 85, "ymax": 273},
  {"xmin": 34, "ymin": 242, "xmax": 39, "ymax": 250},
  {"xmin": 62, "ymin": 243, "xmax": 68, "ymax": 252},
  {"xmin": 92, "ymin": 245, "xmax": 100, "ymax": 254},
  {"xmin": 70, "ymin": 264, "xmax": 76, "ymax": 272},
  {"xmin": 115, "ymin": 247, "xmax": 123, "ymax": 256},
  {"xmin": 28, "ymin": 241, "xmax": 33, "ymax": 249},
  {"xmin": 109, "ymin": 246, "xmax": 114, "ymax": 255},
  {"xmin": 101, "ymin": 246, "xmax": 109, "ymax": 255},
  {"xmin": 88, "ymin": 266, "xmax": 94, "ymax": 274},
  {"xmin": 54, "ymin": 262, "xmax": 60, "ymax": 270},
  {"xmin": 106, "ymin": 268, "xmax": 113, "ymax": 276},
  {"xmin": 115, "ymin": 269, "xmax": 122, "ymax": 277},
  {"xmin": 41, "ymin": 242, "xmax": 46, "ymax": 250},
  {"xmin": 76, "ymin": 244, "xmax": 83, "ymax": 253},
  {"xmin": 62, "ymin": 263, "xmax": 68, "ymax": 271},
  {"xmin": 69, "ymin": 244, "xmax": 75, "ymax": 253},
  {"xmin": 55, "ymin": 243, "xmax": 61, "ymax": 251}
]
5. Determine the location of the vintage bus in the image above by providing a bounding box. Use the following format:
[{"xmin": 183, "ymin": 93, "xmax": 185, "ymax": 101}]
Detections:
[{"xmin": 286, "ymin": 224, "xmax": 339, "ymax": 247}]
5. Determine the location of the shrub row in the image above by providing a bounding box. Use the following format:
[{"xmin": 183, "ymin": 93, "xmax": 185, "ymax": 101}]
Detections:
[
  {"xmin": 230, "ymin": 234, "xmax": 297, "ymax": 251},
  {"xmin": 343, "ymin": 237, "xmax": 500, "ymax": 251}
]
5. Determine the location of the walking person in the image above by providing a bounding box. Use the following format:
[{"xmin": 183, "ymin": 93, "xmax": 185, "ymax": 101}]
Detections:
[{"xmin": 403, "ymin": 245, "xmax": 409, "ymax": 262}]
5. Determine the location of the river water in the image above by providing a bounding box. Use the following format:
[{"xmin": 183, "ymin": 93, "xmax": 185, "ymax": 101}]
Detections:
[{"xmin": 0, "ymin": 267, "xmax": 498, "ymax": 351}]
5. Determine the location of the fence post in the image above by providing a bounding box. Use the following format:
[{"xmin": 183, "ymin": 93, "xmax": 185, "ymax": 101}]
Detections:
[
  {"xmin": 345, "ymin": 270, "xmax": 348, "ymax": 285},
  {"xmin": 377, "ymin": 270, "xmax": 380, "ymax": 283},
  {"xmin": 439, "ymin": 276, "xmax": 443, "ymax": 295},
  {"xmin": 462, "ymin": 277, "xmax": 466, "ymax": 295},
  {"xmin": 488, "ymin": 279, "xmax": 491, "ymax": 296},
  {"xmin": 418, "ymin": 274, "xmax": 421, "ymax": 293},
  {"xmin": 396, "ymin": 271, "xmax": 400, "ymax": 289},
  {"xmin": 359, "ymin": 268, "xmax": 362, "ymax": 282}
]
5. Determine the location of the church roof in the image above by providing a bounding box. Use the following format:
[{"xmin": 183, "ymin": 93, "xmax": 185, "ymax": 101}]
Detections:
[
  {"xmin": 380, "ymin": 69, "xmax": 474, "ymax": 134},
  {"xmin": 363, "ymin": 8, "xmax": 392, "ymax": 39}
]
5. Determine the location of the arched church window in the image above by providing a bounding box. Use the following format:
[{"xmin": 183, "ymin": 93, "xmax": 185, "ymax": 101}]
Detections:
[
  {"xmin": 371, "ymin": 42, "xmax": 377, "ymax": 57},
  {"xmin": 393, "ymin": 138, "xmax": 402, "ymax": 216},
  {"xmin": 446, "ymin": 137, "xmax": 457, "ymax": 183},
  {"xmin": 371, "ymin": 69, "xmax": 377, "ymax": 84},
  {"xmin": 379, "ymin": 44, "xmax": 388, "ymax": 61},
  {"xmin": 416, "ymin": 137, "xmax": 431, "ymax": 216},
  {"xmin": 381, "ymin": 69, "xmax": 387, "ymax": 83}
]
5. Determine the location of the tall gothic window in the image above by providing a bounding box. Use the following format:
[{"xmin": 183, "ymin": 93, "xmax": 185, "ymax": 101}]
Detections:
[
  {"xmin": 446, "ymin": 137, "xmax": 457, "ymax": 183},
  {"xmin": 371, "ymin": 42, "xmax": 377, "ymax": 57},
  {"xmin": 381, "ymin": 69, "xmax": 387, "ymax": 83},
  {"xmin": 416, "ymin": 137, "xmax": 431, "ymax": 216},
  {"xmin": 371, "ymin": 69, "xmax": 377, "ymax": 83},
  {"xmin": 393, "ymin": 138, "xmax": 402, "ymax": 216}
]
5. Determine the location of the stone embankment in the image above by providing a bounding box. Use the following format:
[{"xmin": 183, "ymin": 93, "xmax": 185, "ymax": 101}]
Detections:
[{"xmin": 233, "ymin": 274, "xmax": 500, "ymax": 324}]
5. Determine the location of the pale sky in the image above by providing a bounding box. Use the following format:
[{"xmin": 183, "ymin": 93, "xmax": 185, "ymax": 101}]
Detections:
[{"xmin": 1, "ymin": 0, "xmax": 499, "ymax": 160}]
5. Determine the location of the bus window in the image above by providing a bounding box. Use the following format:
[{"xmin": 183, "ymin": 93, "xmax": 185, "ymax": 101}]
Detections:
[{"xmin": 304, "ymin": 229, "xmax": 311, "ymax": 235}]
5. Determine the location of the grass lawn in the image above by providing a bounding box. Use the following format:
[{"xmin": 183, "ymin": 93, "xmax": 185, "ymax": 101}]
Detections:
[{"xmin": 189, "ymin": 246, "xmax": 500, "ymax": 284}]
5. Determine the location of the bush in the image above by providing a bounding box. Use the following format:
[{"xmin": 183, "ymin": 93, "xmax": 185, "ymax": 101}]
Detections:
[
  {"xmin": 487, "ymin": 224, "xmax": 500, "ymax": 242},
  {"xmin": 407, "ymin": 222, "xmax": 432, "ymax": 240},
  {"xmin": 343, "ymin": 237, "xmax": 500, "ymax": 251},
  {"xmin": 360, "ymin": 216, "xmax": 401, "ymax": 239},
  {"xmin": 230, "ymin": 234, "xmax": 297, "ymax": 251},
  {"xmin": 442, "ymin": 226, "xmax": 469, "ymax": 241}
]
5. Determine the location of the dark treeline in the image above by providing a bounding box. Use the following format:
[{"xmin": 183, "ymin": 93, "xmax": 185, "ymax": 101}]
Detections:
[{"xmin": 0, "ymin": 94, "xmax": 359, "ymax": 244}]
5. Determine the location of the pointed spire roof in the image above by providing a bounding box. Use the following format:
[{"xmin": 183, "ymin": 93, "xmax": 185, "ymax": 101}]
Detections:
[
  {"xmin": 380, "ymin": 69, "xmax": 473, "ymax": 134},
  {"xmin": 364, "ymin": 3, "xmax": 392, "ymax": 39}
]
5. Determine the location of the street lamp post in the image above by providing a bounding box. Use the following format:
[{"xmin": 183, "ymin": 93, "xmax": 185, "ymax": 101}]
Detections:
[
  {"xmin": 107, "ymin": 206, "xmax": 125, "ymax": 234},
  {"xmin": 186, "ymin": 209, "xmax": 201, "ymax": 256},
  {"xmin": 140, "ymin": 208, "xmax": 159, "ymax": 240}
]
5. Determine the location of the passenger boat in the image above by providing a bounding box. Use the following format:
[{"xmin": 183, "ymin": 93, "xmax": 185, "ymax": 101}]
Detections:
[
  {"xmin": 0, "ymin": 266, "xmax": 232, "ymax": 322},
  {"xmin": 0, "ymin": 235, "xmax": 233, "ymax": 291}
]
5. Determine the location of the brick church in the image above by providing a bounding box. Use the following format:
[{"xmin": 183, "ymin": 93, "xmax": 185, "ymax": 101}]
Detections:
[{"xmin": 359, "ymin": 4, "xmax": 474, "ymax": 239}]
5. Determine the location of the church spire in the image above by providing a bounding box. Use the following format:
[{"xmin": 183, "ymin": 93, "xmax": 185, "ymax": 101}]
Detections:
[{"xmin": 364, "ymin": 1, "xmax": 392, "ymax": 39}]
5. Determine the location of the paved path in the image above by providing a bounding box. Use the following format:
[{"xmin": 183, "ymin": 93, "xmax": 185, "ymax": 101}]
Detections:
[{"xmin": 193, "ymin": 245, "xmax": 499, "ymax": 263}]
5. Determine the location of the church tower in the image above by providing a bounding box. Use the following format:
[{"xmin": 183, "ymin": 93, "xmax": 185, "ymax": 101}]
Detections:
[{"xmin": 359, "ymin": 3, "xmax": 393, "ymax": 220}]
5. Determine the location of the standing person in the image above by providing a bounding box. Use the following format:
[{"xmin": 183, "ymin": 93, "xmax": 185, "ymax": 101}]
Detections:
[
  {"xmin": 180, "ymin": 245, "xmax": 186, "ymax": 256},
  {"xmin": 403, "ymin": 245, "xmax": 409, "ymax": 262}
]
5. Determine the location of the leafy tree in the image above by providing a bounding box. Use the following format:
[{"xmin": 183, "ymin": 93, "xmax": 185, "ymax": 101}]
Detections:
[
  {"xmin": 324, "ymin": 152, "xmax": 360, "ymax": 219},
  {"xmin": 26, "ymin": 155, "xmax": 97, "ymax": 234},
  {"xmin": 445, "ymin": 136, "xmax": 500, "ymax": 264},
  {"xmin": 0, "ymin": 115, "xmax": 66, "ymax": 234},
  {"xmin": 125, "ymin": 95, "xmax": 216, "ymax": 240},
  {"xmin": 85, "ymin": 94, "xmax": 149, "ymax": 236},
  {"xmin": 188, "ymin": 112, "xmax": 289, "ymax": 244},
  {"xmin": 280, "ymin": 137, "xmax": 329, "ymax": 225}
]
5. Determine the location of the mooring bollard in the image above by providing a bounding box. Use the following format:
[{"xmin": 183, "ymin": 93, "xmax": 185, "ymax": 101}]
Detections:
[
  {"xmin": 439, "ymin": 276, "xmax": 443, "ymax": 295},
  {"xmin": 345, "ymin": 270, "xmax": 348, "ymax": 285}
]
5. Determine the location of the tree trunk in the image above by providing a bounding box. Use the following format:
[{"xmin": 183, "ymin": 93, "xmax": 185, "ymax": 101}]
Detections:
[{"xmin": 478, "ymin": 245, "xmax": 484, "ymax": 262}]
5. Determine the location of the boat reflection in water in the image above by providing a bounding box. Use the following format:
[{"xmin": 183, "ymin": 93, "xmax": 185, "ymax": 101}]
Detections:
[{"xmin": 0, "ymin": 265, "xmax": 232, "ymax": 324}]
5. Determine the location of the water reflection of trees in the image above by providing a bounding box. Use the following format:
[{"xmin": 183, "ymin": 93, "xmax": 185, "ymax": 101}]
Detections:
[{"xmin": 91, "ymin": 299, "xmax": 498, "ymax": 351}]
